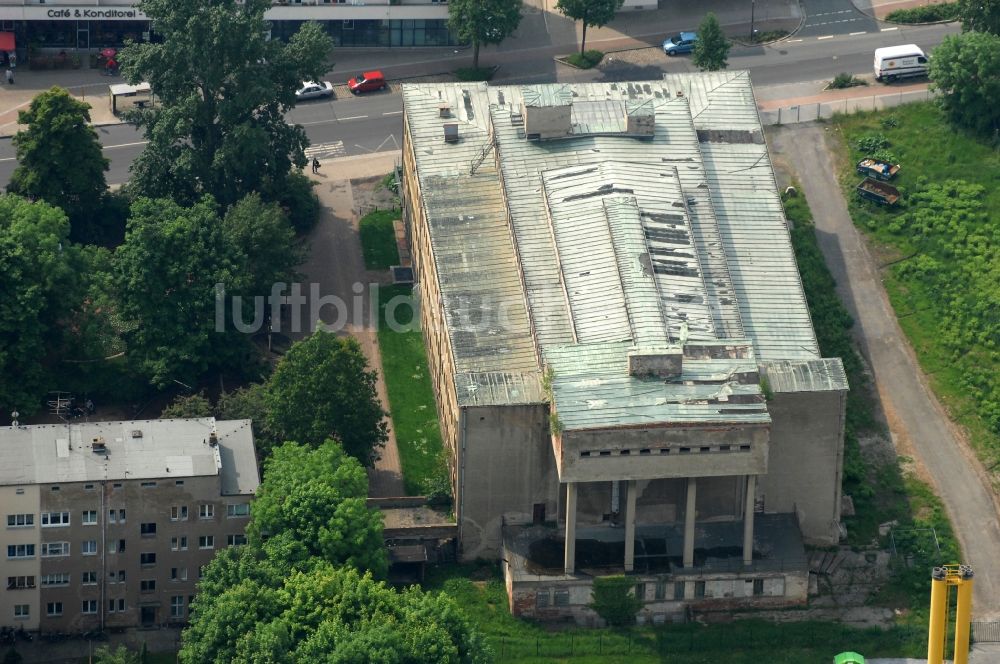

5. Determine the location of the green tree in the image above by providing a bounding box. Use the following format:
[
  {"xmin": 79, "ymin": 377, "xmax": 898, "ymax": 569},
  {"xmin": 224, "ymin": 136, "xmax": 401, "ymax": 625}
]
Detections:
[
  {"xmin": 693, "ymin": 12, "xmax": 731, "ymax": 71},
  {"xmin": 266, "ymin": 332, "xmax": 388, "ymax": 464},
  {"xmin": 589, "ymin": 575, "xmax": 642, "ymax": 626},
  {"xmin": 555, "ymin": 0, "xmax": 623, "ymax": 53},
  {"xmin": 448, "ymin": 0, "xmax": 523, "ymax": 70},
  {"xmin": 958, "ymin": 0, "xmax": 1000, "ymax": 34},
  {"xmin": 113, "ymin": 197, "xmax": 252, "ymax": 388},
  {"xmin": 161, "ymin": 392, "xmax": 213, "ymax": 418},
  {"xmin": 93, "ymin": 645, "xmax": 140, "ymax": 664},
  {"xmin": 0, "ymin": 195, "xmax": 79, "ymax": 415},
  {"xmin": 222, "ymin": 193, "xmax": 301, "ymax": 298},
  {"xmin": 930, "ymin": 31, "xmax": 1000, "ymax": 135},
  {"xmin": 248, "ymin": 440, "xmax": 387, "ymax": 575},
  {"xmin": 217, "ymin": 383, "xmax": 275, "ymax": 445},
  {"xmin": 119, "ymin": 0, "xmax": 332, "ymax": 208},
  {"xmin": 7, "ymin": 88, "xmax": 110, "ymax": 244},
  {"xmin": 181, "ymin": 563, "xmax": 490, "ymax": 664}
]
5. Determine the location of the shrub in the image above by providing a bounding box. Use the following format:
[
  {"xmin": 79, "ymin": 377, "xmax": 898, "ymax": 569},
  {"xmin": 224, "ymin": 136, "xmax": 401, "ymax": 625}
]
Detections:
[
  {"xmin": 455, "ymin": 67, "xmax": 495, "ymax": 82},
  {"xmin": 829, "ymin": 72, "xmax": 868, "ymax": 89},
  {"xmin": 880, "ymin": 114, "xmax": 900, "ymax": 129},
  {"xmin": 564, "ymin": 50, "xmax": 604, "ymax": 69},
  {"xmin": 589, "ymin": 575, "xmax": 642, "ymax": 626},
  {"xmin": 886, "ymin": 2, "xmax": 959, "ymax": 23},
  {"xmin": 855, "ymin": 132, "xmax": 890, "ymax": 153}
]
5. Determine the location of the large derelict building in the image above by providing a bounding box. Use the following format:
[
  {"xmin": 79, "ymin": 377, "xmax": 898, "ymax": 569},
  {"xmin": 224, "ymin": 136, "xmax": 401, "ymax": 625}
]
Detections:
[
  {"xmin": 401, "ymin": 73, "xmax": 849, "ymax": 622},
  {"xmin": 0, "ymin": 418, "xmax": 258, "ymax": 632}
]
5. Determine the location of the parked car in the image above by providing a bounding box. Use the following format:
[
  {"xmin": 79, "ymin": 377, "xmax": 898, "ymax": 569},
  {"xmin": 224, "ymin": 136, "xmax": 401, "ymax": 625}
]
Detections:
[
  {"xmin": 663, "ymin": 32, "xmax": 698, "ymax": 56},
  {"xmin": 873, "ymin": 44, "xmax": 928, "ymax": 83},
  {"xmin": 348, "ymin": 71, "xmax": 387, "ymax": 94},
  {"xmin": 295, "ymin": 81, "xmax": 334, "ymax": 101}
]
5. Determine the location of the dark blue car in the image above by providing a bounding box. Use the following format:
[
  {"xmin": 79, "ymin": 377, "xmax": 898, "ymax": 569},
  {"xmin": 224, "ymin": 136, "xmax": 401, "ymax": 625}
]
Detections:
[{"xmin": 663, "ymin": 32, "xmax": 698, "ymax": 56}]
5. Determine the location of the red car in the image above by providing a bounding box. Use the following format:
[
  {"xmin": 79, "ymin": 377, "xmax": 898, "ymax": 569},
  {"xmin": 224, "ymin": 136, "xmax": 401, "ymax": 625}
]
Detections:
[{"xmin": 348, "ymin": 71, "xmax": 387, "ymax": 94}]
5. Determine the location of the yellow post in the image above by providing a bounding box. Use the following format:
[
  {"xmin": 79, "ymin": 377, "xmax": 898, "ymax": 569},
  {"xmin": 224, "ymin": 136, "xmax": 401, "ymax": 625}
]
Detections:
[
  {"xmin": 953, "ymin": 566, "xmax": 974, "ymax": 664},
  {"xmin": 927, "ymin": 567, "xmax": 948, "ymax": 664}
]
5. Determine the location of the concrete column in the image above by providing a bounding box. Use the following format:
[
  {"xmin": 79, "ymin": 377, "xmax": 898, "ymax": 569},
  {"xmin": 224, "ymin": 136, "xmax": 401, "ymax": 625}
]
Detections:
[
  {"xmin": 564, "ymin": 482, "xmax": 577, "ymax": 575},
  {"xmin": 683, "ymin": 477, "xmax": 697, "ymax": 568},
  {"xmin": 624, "ymin": 480, "xmax": 637, "ymax": 572},
  {"xmin": 743, "ymin": 475, "xmax": 756, "ymax": 567}
]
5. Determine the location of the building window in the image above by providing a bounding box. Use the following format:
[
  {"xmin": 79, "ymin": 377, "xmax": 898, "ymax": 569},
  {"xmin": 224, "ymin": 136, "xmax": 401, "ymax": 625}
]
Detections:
[
  {"xmin": 46, "ymin": 602, "xmax": 63, "ymax": 617},
  {"xmin": 694, "ymin": 581, "xmax": 706, "ymax": 598},
  {"xmin": 655, "ymin": 581, "xmax": 667, "ymax": 600},
  {"xmin": 170, "ymin": 567, "xmax": 188, "ymax": 581},
  {"xmin": 140, "ymin": 522, "xmax": 157, "ymax": 537},
  {"xmin": 7, "ymin": 544, "xmax": 35, "ymax": 559},
  {"xmin": 13, "ymin": 605, "xmax": 29, "ymax": 620},
  {"xmin": 752, "ymin": 578, "xmax": 764, "ymax": 596},
  {"xmin": 6, "ymin": 514, "xmax": 34, "ymax": 528},
  {"xmin": 109, "ymin": 508, "xmax": 126, "ymax": 523},
  {"xmin": 84, "ymin": 483, "xmax": 95, "ymax": 490},
  {"xmin": 41, "ymin": 511, "xmax": 71, "ymax": 527},
  {"xmin": 170, "ymin": 596, "xmax": 185, "ymax": 618},
  {"xmin": 140, "ymin": 579, "xmax": 156, "ymax": 593},
  {"xmin": 82, "ymin": 540, "xmax": 98, "ymax": 556},
  {"xmin": 635, "ymin": 583, "xmax": 646, "ymax": 602},
  {"xmin": 553, "ymin": 589, "xmax": 570, "ymax": 606},
  {"xmin": 535, "ymin": 589, "xmax": 550, "ymax": 608},
  {"xmin": 113, "ymin": 482, "xmax": 123, "ymax": 489},
  {"xmin": 41, "ymin": 542, "xmax": 70, "ymax": 557},
  {"xmin": 118, "ymin": 539, "xmax": 126, "ymax": 553},
  {"xmin": 6, "ymin": 576, "xmax": 35, "ymax": 590},
  {"xmin": 82, "ymin": 600, "xmax": 98, "ymax": 615},
  {"xmin": 226, "ymin": 503, "xmax": 250, "ymax": 518},
  {"xmin": 42, "ymin": 573, "xmax": 71, "ymax": 587},
  {"xmin": 198, "ymin": 535, "xmax": 214, "ymax": 550},
  {"xmin": 50, "ymin": 486, "xmax": 60, "ymax": 492},
  {"xmin": 170, "ymin": 506, "xmax": 189, "ymax": 521},
  {"xmin": 198, "ymin": 504, "xmax": 214, "ymax": 520},
  {"xmin": 140, "ymin": 552, "xmax": 157, "ymax": 566},
  {"xmin": 108, "ymin": 598, "xmax": 126, "ymax": 613},
  {"xmin": 674, "ymin": 581, "xmax": 685, "ymax": 600},
  {"xmin": 141, "ymin": 481, "xmax": 157, "ymax": 488},
  {"xmin": 227, "ymin": 534, "xmax": 247, "ymax": 547},
  {"xmin": 175, "ymin": 480, "xmax": 185, "ymax": 486},
  {"xmin": 108, "ymin": 570, "xmax": 125, "ymax": 583},
  {"xmin": 171, "ymin": 536, "xmax": 188, "ymax": 551},
  {"xmin": 82, "ymin": 572, "xmax": 97, "ymax": 585},
  {"xmin": 82, "ymin": 510, "xmax": 98, "ymax": 525}
]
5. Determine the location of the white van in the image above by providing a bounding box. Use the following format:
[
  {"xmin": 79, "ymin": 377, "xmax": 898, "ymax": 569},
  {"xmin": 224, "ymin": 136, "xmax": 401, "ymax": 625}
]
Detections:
[{"xmin": 874, "ymin": 44, "xmax": 929, "ymax": 82}]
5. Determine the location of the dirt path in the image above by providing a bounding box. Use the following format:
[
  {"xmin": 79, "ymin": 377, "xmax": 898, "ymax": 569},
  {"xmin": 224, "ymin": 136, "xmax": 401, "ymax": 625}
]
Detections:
[
  {"xmin": 770, "ymin": 124, "xmax": 1000, "ymax": 619},
  {"xmin": 296, "ymin": 152, "xmax": 406, "ymax": 497}
]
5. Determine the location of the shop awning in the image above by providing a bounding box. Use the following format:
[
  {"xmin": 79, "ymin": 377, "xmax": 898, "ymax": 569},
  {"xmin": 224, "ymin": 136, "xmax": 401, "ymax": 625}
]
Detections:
[{"xmin": 0, "ymin": 33, "xmax": 15, "ymax": 53}]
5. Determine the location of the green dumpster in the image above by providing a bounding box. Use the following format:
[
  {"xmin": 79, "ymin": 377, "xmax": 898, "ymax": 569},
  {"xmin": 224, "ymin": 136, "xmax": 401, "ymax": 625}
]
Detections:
[{"xmin": 833, "ymin": 653, "xmax": 865, "ymax": 664}]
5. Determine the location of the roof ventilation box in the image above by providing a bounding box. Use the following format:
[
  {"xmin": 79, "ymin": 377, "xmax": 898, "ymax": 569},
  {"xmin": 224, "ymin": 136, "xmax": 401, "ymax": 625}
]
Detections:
[
  {"xmin": 443, "ymin": 123, "xmax": 459, "ymax": 143},
  {"xmin": 624, "ymin": 100, "xmax": 655, "ymax": 136},
  {"xmin": 521, "ymin": 101, "xmax": 571, "ymax": 140},
  {"xmin": 628, "ymin": 347, "xmax": 683, "ymax": 379},
  {"xmin": 438, "ymin": 102, "xmax": 451, "ymax": 118}
]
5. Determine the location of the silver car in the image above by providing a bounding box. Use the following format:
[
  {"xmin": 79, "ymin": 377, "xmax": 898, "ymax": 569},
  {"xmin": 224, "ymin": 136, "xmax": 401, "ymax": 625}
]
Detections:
[{"xmin": 295, "ymin": 81, "xmax": 334, "ymax": 101}]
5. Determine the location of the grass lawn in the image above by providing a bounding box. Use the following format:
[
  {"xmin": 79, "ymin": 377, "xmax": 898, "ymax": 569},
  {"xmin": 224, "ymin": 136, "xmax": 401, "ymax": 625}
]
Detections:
[
  {"xmin": 834, "ymin": 102, "xmax": 1000, "ymax": 487},
  {"xmin": 424, "ymin": 563, "xmax": 925, "ymax": 662},
  {"xmin": 561, "ymin": 50, "xmax": 604, "ymax": 69},
  {"xmin": 359, "ymin": 209, "xmax": 401, "ymax": 270},
  {"xmin": 376, "ymin": 283, "xmax": 446, "ymax": 495},
  {"xmin": 783, "ymin": 185, "xmax": 960, "ymax": 611}
]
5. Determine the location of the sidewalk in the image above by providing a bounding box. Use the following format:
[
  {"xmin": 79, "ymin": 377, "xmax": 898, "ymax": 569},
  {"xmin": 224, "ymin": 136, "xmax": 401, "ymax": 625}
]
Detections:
[
  {"xmin": 851, "ymin": 0, "xmax": 955, "ymax": 20},
  {"xmin": 0, "ymin": 66, "xmax": 120, "ymax": 136},
  {"xmin": 756, "ymin": 78, "xmax": 934, "ymax": 124}
]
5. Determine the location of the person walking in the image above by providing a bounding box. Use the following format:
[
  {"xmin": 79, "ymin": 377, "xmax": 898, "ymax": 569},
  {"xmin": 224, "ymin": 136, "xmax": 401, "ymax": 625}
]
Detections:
[
  {"xmin": 5, "ymin": 68, "xmax": 13, "ymax": 85},
  {"xmin": 312, "ymin": 157, "xmax": 320, "ymax": 174}
]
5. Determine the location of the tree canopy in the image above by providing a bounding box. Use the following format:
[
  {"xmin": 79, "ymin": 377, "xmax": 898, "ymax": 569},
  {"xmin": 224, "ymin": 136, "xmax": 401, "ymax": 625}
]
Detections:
[
  {"xmin": 555, "ymin": 0, "xmax": 623, "ymax": 53},
  {"xmin": 0, "ymin": 195, "xmax": 80, "ymax": 415},
  {"xmin": 119, "ymin": 0, "xmax": 332, "ymax": 207},
  {"xmin": 248, "ymin": 440, "xmax": 387, "ymax": 575},
  {"xmin": 693, "ymin": 13, "xmax": 731, "ymax": 72},
  {"xmin": 161, "ymin": 392, "xmax": 213, "ymax": 418},
  {"xmin": 265, "ymin": 332, "xmax": 388, "ymax": 464},
  {"xmin": 221, "ymin": 192, "xmax": 301, "ymax": 298},
  {"xmin": 7, "ymin": 87, "xmax": 110, "ymax": 243},
  {"xmin": 448, "ymin": 0, "xmax": 523, "ymax": 69},
  {"xmin": 929, "ymin": 31, "xmax": 1000, "ymax": 135},
  {"xmin": 92, "ymin": 646, "xmax": 141, "ymax": 664},
  {"xmin": 958, "ymin": 0, "xmax": 1000, "ymax": 34}
]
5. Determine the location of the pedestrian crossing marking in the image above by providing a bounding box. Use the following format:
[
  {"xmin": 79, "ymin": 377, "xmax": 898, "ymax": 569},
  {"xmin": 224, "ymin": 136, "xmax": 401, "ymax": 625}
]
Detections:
[{"xmin": 305, "ymin": 140, "xmax": 346, "ymax": 160}]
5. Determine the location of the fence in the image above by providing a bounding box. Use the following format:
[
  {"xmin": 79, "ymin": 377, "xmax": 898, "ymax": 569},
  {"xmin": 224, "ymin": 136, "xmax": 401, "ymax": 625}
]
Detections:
[
  {"xmin": 759, "ymin": 88, "xmax": 937, "ymax": 126},
  {"xmin": 972, "ymin": 622, "xmax": 1000, "ymax": 643}
]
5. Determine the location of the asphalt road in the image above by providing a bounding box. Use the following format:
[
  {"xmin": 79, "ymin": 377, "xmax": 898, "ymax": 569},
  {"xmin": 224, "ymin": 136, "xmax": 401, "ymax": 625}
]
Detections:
[
  {"xmin": 798, "ymin": 0, "xmax": 879, "ymax": 37},
  {"xmin": 0, "ymin": 22, "xmax": 956, "ymax": 185},
  {"xmin": 772, "ymin": 124, "xmax": 1000, "ymax": 620}
]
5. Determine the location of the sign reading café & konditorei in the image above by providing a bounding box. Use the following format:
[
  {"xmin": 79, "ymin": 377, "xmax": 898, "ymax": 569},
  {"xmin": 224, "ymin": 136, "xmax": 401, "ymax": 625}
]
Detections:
[{"xmin": 0, "ymin": 6, "xmax": 150, "ymax": 20}]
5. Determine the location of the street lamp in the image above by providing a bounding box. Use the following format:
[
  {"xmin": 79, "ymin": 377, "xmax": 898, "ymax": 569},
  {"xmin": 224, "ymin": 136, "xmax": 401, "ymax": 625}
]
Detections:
[{"xmin": 750, "ymin": 0, "xmax": 756, "ymax": 40}]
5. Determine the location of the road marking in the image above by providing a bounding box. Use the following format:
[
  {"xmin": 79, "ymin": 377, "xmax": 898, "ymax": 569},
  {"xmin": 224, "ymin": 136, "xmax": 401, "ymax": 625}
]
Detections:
[
  {"xmin": 382, "ymin": 110, "xmax": 403, "ymax": 116},
  {"xmin": 850, "ymin": 31, "xmax": 868, "ymax": 36},
  {"xmin": 881, "ymin": 26, "xmax": 899, "ymax": 31},
  {"xmin": 818, "ymin": 35, "xmax": 834, "ymax": 40},
  {"xmin": 104, "ymin": 140, "xmax": 149, "ymax": 150},
  {"xmin": 339, "ymin": 115, "xmax": 369, "ymax": 121},
  {"xmin": 788, "ymin": 38, "xmax": 804, "ymax": 42},
  {"xmin": 0, "ymin": 156, "xmax": 15, "ymax": 163},
  {"xmin": 305, "ymin": 140, "xmax": 346, "ymax": 160}
]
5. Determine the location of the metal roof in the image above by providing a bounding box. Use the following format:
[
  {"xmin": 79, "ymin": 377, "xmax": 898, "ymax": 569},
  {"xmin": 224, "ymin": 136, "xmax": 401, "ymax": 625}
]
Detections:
[
  {"xmin": 0, "ymin": 418, "xmax": 259, "ymax": 495},
  {"xmin": 402, "ymin": 72, "xmax": 830, "ymax": 421},
  {"xmin": 761, "ymin": 359, "xmax": 849, "ymax": 393}
]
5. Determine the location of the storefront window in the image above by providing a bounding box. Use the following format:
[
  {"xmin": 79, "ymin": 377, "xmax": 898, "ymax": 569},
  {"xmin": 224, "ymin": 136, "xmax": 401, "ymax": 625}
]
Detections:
[
  {"xmin": 269, "ymin": 19, "xmax": 453, "ymax": 48},
  {"xmin": 27, "ymin": 21, "xmax": 76, "ymax": 48}
]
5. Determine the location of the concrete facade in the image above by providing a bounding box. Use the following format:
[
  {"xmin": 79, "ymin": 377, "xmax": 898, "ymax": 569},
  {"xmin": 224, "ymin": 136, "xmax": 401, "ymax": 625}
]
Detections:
[
  {"xmin": 0, "ymin": 418, "xmax": 258, "ymax": 632},
  {"xmin": 401, "ymin": 75, "xmax": 848, "ymax": 620}
]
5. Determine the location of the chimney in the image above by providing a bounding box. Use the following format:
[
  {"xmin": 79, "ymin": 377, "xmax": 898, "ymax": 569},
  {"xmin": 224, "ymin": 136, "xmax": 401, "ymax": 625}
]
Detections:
[
  {"xmin": 438, "ymin": 102, "xmax": 451, "ymax": 118},
  {"xmin": 443, "ymin": 123, "xmax": 459, "ymax": 143}
]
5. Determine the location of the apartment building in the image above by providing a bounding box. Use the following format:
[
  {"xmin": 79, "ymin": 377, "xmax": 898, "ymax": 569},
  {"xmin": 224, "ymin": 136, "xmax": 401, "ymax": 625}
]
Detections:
[
  {"xmin": 0, "ymin": 0, "xmax": 454, "ymax": 54},
  {"xmin": 0, "ymin": 418, "xmax": 258, "ymax": 632},
  {"xmin": 401, "ymin": 73, "xmax": 849, "ymax": 623}
]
